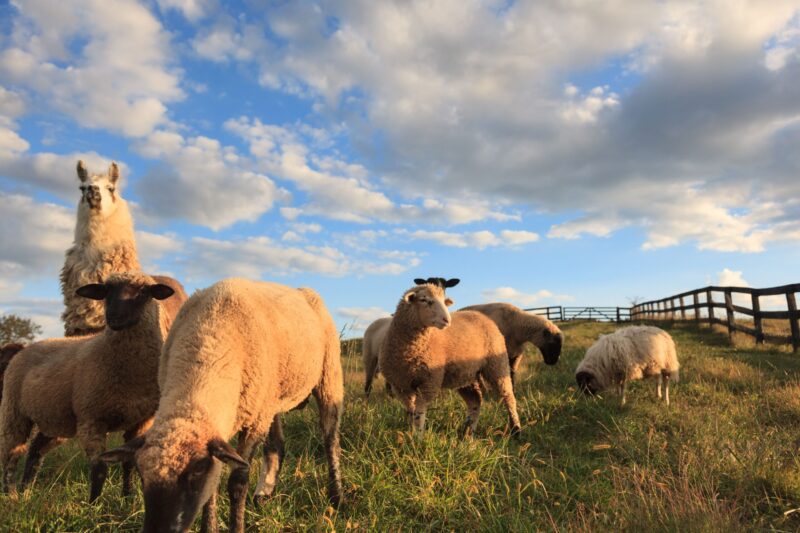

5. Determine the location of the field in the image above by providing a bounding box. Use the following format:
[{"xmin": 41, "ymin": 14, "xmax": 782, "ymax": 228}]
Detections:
[{"xmin": 2, "ymin": 320, "xmax": 800, "ymax": 531}]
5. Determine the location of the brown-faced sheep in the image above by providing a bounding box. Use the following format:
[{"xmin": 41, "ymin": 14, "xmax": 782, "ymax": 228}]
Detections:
[
  {"xmin": 100, "ymin": 278, "xmax": 344, "ymax": 533},
  {"xmin": 60, "ymin": 160, "xmax": 140, "ymax": 337},
  {"xmin": 576, "ymin": 325, "xmax": 679, "ymax": 406},
  {"xmin": 459, "ymin": 303, "xmax": 564, "ymax": 383},
  {"xmin": 0, "ymin": 272, "xmax": 187, "ymax": 501},
  {"xmin": 379, "ymin": 284, "xmax": 521, "ymax": 437}
]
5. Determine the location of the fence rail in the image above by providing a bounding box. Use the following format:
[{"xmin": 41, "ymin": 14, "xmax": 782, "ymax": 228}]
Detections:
[
  {"xmin": 631, "ymin": 283, "xmax": 800, "ymax": 352},
  {"xmin": 525, "ymin": 306, "xmax": 631, "ymax": 323}
]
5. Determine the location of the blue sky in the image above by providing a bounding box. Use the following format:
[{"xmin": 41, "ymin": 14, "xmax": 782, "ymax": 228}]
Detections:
[{"xmin": 1, "ymin": 0, "xmax": 799, "ymax": 337}]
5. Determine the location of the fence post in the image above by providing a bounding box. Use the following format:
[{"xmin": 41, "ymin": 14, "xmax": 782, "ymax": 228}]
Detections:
[
  {"xmin": 751, "ymin": 292, "xmax": 764, "ymax": 344},
  {"xmin": 724, "ymin": 289, "xmax": 735, "ymax": 341},
  {"xmin": 680, "ymin": 296, "xmax": 686, "ymax": 320},
  {"xmin": 616, "ymin": 307, "xmax": 621, "ymax": 322},
  {"xmin": 707, "ymin": 289, "xmax": 714, "ymax": 328},
  {"xmin": 787, "ymin": 292, "xmax": 800, "ymax": 353},
  {"xmin": 693, "ymin": 292, "xmax": 700, "ymax": 323}
]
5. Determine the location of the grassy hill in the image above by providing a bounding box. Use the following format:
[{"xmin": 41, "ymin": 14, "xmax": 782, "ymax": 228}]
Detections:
[{"xmin": 2, "ymin": 321, "xmax": 799, "ymax": 531}]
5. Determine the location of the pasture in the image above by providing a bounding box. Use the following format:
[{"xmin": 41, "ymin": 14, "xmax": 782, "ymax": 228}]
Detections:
[{"xmin": 1, "ymin": 320, "xmax": 799, "ymax": 531}]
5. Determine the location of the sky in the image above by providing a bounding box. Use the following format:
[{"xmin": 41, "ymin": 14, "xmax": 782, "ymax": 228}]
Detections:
[{"xmin": 1, "ymin": 0, "xmax": 799, "ymax": 338}]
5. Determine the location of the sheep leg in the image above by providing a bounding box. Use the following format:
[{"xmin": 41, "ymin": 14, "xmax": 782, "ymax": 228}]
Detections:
[
  {"xmin": 254, "ymin": 414, "xmax": 284, "ymax": 505},
  {"xmin": 1, "ymin": 411, "xmax": 33, "ymax": 494},
  {"xmin": 314, "ymin": 388, "xmax": 344, "ymax": 506},
  {"xmin": 364, "ymin": 354, "xmax": 379, "ymax": 396},
  {"xmin": 662, "ymin": 371, "xmax": 671, "ymax": 406},
  {"xmin": 121, "ymin": 419, "xmax": 152, "ymax": 497},
  {"xmin": 200, "ymin": 492, "xmax": 219, "ymax": 533},
  {"xmin": 78, "ymin": 423, "xmax": 109, "ymax": 502},
  {"xmin": 619, "ymin": 380, "xmax": 627, "ymax": 406},
  {"xmin": 227, "ymin": 428, "xmax": 257, "ymax": 533},
  {"xmin": 657, "ymin": 373, "xmax": 663, "ymax": 400},
  {"xmin": 21, "ymin": 432, "xmax": 64, "ymax": 489},
  {"xmin": 509, "ymin": 355, "xmax": 523, "ymax": 387},
  {"xmin": 482, "ymin": 357, "xmax": 522, "ymax": 438},
  {"xmin": 456, "ymin": 382, "xmax": 483, "ymax": 437}
]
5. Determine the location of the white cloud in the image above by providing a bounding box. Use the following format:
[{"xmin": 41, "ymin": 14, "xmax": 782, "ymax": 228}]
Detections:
[
  {"xmin": 336, "ymin": 306, "xmax": 391, "ymax": 335},
  {"xmin": 156, "ymin": 0, "xmax": 215, "ymax": 22},
  {"xmin": 481, "ymin": 286, "xmax": 574, "ymax": 308},
  {"xmin": 134, "ymin": 131, "xmax": 282, "ymax": 230},
  {"xmin": 716, "ymin": 267, "xmax": 786, "ymax": 309},
  {"xmin": 1, "ymin": 0, "xmax": 183, "ymax": 138},
  {"xmin": 400, "ymin": 228, "xmax": 539, "ymax": 250}
]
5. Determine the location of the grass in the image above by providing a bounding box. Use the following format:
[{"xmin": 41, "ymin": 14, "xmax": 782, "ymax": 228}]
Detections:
[{"xmin": 2, "ymin": 320, "xmax": 800, "ymax": 531}]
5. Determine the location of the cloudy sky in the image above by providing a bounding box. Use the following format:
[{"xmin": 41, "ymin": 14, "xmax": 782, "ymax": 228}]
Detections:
[{"xmin": 1, "ymin": 0, "xmax": 799, "ymax": 337}]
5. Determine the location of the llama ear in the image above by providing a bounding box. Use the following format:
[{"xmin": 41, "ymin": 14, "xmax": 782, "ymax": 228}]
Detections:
[
  {"xmin": 76, "ymin": 283, "xmax": 109, "ymax": 300},
  {"xmin": 108, "ymin": 162, "xmax": 120, "ymax": 184},
  {"xmin": 208, "ymin": 439, "xmax": 248, "ymax": 468},
  {"xmin": 414, "ymin": 278, "xmax": 426, "ymax": 285},
  {"xmin": 445, "ymin": 278, "xmax": 460, "ymax": 288},
  {"xmin": 148, "ymin": 284, "xmax": 175, "ymax": 300},
  {"xmin": 444, "ymin": 297, "xmax": 454, "ymax": 307},
  {"xmin": 99, "ymin": 436, "xmax": 145, "ymax": 463},
  {"xmin": 77, "ymin": 160, "xmax": 89, "ymax": 182}
]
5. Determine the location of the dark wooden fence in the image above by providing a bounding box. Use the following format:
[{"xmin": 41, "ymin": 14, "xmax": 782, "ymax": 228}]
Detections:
[
  {"xmin": 525, "ymin": 306, "xmax": 631, "ymax": 323},
  {"xmin": 631, "ymin": 283, "xmax": 800, "ymax": 352}
]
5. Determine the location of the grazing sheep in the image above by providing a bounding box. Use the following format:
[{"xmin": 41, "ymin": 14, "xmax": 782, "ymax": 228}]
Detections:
[
  {"xmin": 100, "ymin": 278, "xmax": 344, "ymax": 533},
  {"xmin": 0, "ymin": 272, "xmax": 187, "ymax": 501},
  {"xmin": 0, "ymin": 343, "xmax": 25, "ymax": 403},
  {"xmin": 379, "ymin": 284, "xmax": 521, "ymax": 437},
  {"xmin": 459, "ymin": 303, "xmax": 564, "ymax": 384},
  {"xmin": 575, "ymin": 325, "xmax": 679, "ymax": 406},
  {"xmin": 60, "ymin": 160, "xmax": 140, "ymax": 337},
  {"xmin": 362, "ymin": 278, "xmax": 460, "ymax": 397}
]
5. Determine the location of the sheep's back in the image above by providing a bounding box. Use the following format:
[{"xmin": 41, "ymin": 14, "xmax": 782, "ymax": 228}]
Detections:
[{"xmin": 434, "ymin": 311, "xmax": 506, "ymax": 364}]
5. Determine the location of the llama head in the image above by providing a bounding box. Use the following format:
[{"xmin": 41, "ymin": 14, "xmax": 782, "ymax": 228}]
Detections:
[{"xmin": 76, "ymin": 160, "xmax": 122, "ymax": 217}]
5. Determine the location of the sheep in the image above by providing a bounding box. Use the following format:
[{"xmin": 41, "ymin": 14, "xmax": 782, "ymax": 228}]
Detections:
[
  {"xmin": 575, "ymin": 325, "xmax": 680, "ymax": 406},
  {"xmin": 362, "ymin": 316, "xmax": 392, "ymax": 396},
  {"xmin": 459, "ymin": 303, "xmax": 564, "ymax": 384},
  {"xmin": 379, "ymin": 283, "xmax": 521, "ymax": 437},
  {"xmin": 0, "ymin": 343, "xmax": 25, "ymax": 403},
  {"xmin": 60, "ymin": 160, "xmax": 141, "ymax": 337},
  {"xmin": 99, "ymin": 278, "xmax": 344, "ymax": 533},
  {"xmin": 362, "ymin": 277, "xmax": 460, "ymax": 397},
  {"xmin": 0, "ymin": 272, "xmax": 187, "ymax": 501}
]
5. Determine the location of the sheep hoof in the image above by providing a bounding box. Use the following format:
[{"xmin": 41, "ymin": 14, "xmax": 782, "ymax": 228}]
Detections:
[
  {"xmin": 252, "ymin": 494, "xmax": 271, "ymax": 508},
  {"xmin": 509, "ymin": 425, "xmax": 522, "ymax": 440}
]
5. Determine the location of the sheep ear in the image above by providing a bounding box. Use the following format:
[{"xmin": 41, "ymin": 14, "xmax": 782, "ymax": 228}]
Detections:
[
  {"xmin": 76, "ymin": 283, "xmax": 109, "ymax": 300},
  {"xmin": 444, "ymin": 297, "xmax": 454, "ymax": 307},
  {"xmin": 149, "ymin": 284, "xmax": 175, "ymax": 300},
  {"xmin": 77, "ymin": 160, "xmax": 89, "ymax": 182},
  {"xmin": 404, "ymin": 292, "xmax": 417, "ymax": 303},
  {"xmin": 445, "ymin": 278, "xmax": 460, "ymax": 288},
  {"xmin": 413, "ymin": 278, "xmax": 426, "ymax": 285},
  {"xmin": 208, "ymin": 439, "xmax": 248, "ymax": 468},
  {"xmin": 108, "ymin": 162, "xmax": 120, "ymax": 184},
  {"xmin": 99, "ymin": 436, "xmax": 145, "ymax": 463}
]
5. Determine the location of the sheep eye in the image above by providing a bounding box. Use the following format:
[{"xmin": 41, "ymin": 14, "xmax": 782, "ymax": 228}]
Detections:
[{"xmin": 107, "ymin": 187, "xmax": 115, "ymax": 192}]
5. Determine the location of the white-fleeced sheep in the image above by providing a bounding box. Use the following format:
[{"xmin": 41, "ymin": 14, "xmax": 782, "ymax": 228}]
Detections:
[
  {"xmin": 460, "ymin": 303, "xmax": 564, "ymax": 383},
  {"xmin": 575, "ymin": 325, "xmax": 680, "ymax": 406},
  {"xmin": 60, "ymin": 160, "xmax": 141, "ymax": 337},
  {"xmin": 100, "ymin": 278, "xmax": 344, "ymax": 533},
  {"xmin": 0, "ymin": 272, "xmax": 187, "ymax": 501},
  {"xmin": 379, "ymin": 284, "xmax": 521, "ymax": 437}
]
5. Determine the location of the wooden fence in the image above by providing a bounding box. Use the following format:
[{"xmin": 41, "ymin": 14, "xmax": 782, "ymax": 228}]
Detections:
[
  {"xmin": 631, "ymin": 283, "xmax": 800, "ymax": 352},
  {"xmin": 525, "ymin": 306, "xmax": 631, "ymax": 323}
]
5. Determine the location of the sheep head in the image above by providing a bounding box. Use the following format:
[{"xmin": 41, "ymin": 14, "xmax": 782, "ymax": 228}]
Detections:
[
  {"xmin": 538, "ymin": 325, "xmax": 564, "ymax": 366},
  {"xmin": 101, "ymin": 432, "xmax": 247, "ymax": 533},
  {"xmin": 401, "ymin": 284, "xmax": 453, "ymax": 330},
  {"xmin": 76, "ymin": 160, "xmax": 122, "ymax": 218},
  {"xmin": 576, "ymin": 371, "xmax": 600, "ymax": 395},
  {"xmin": 76, "ymin": 272, "xmax": 174, "ymax": 331}
]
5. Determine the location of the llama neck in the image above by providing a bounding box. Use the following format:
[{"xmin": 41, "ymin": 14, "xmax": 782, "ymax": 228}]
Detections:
[{"xmin": 74, "ymin": 199, "xmax": 137, "ymax": 251}]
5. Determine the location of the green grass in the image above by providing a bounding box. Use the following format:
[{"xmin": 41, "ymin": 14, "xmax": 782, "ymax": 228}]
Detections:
[{"xmin": 2, "ymin": 321, "xmax": 800, "ymax": 531}]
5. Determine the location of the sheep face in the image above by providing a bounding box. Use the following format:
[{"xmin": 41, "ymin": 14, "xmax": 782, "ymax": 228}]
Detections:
[
  {"xmin": 576, "ymin": 371, "xmax": 601, "ymax": 395},
  {"xmin": 404, "ymin": 285, "xmax": 453, "ymax": 329},
  {"xmin": 76, "ymin": 278, "xmax": 175, "ymax": 331},
  {"xmin": 539, "ymin": 328, "xmax": 563, "ymax": 366},
  {"xmin": 101, "ymin": 436, "xmax": 247, "ymax": 533},
  {"xmin": 76, "ymin": 160, "xmax": 121, "ymax": 218}
]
